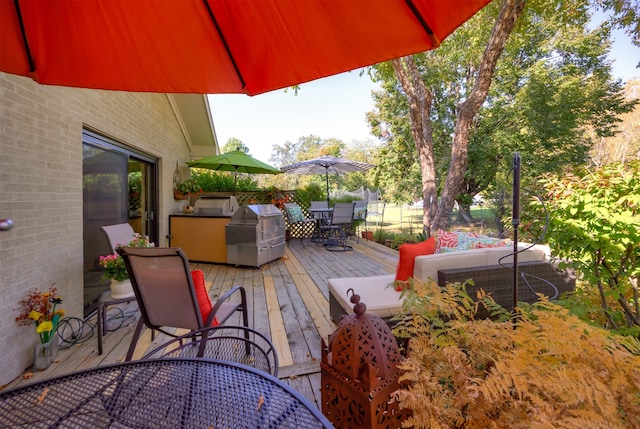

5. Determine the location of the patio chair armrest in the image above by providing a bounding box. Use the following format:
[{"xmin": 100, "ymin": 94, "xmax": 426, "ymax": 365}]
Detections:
[{"xmin": 206, "ymin": 285, "xmax": 247, "ymax": 326}]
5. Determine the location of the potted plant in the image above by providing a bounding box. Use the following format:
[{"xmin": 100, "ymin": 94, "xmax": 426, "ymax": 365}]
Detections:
[
  {"xmin": 176, "ymin": 177, "xmax": 203, "ymax": 212},
  {"xmin": 15, "ymin": 285, "xmax": 65, "ymax": 370},
  {"xmin": 99, "ymin": 233, "xmax": 154, "ymax": 298}
]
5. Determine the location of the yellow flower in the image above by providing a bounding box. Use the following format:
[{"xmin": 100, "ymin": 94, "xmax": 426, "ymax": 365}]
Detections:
[
  {"xmin": 29, "ymin": 310, "xmax": 43, "ymax": 321},
  {"xmin": 36, "ymin": 321, "xmax": 53, "ymax": 333}
]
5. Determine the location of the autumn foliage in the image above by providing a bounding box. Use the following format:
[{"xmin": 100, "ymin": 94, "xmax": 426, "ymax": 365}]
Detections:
[{"xmin": 392, "ymin": 278, "xmax": 640, "ymax": 428}]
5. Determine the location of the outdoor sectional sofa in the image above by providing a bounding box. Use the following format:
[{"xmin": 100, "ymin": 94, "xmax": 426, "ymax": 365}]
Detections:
[{"xmin": 328, "ymin": 242, "xmax": 576, "ymax": 323}]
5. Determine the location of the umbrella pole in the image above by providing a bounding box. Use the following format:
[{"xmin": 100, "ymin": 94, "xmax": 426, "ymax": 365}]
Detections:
[
  {"xmin": 234, "ymin": 170, "xmax": 238, "ymax": 195},
  {"xmin": 325, "ymin": 170, "xmax": 330, "ymax": 206}
]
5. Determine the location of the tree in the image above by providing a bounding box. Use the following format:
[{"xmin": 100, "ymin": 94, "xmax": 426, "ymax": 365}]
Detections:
[
  {"xmin": 369, "ymin": 0, "xmax": 636, "ymax": 235},
  {"xmin": 270, "ymin": 134, "xmax": 325, "ymax": 168},
  {"xmin": 590, "ymin": 79, "xmax": 640, "ymax": 165},
  {"xmin": 373, "ymin": 0, "xmax": 524, "ymax": 235},
  {"xmin": 271, "ymin": 135, "xmax": 380, "ymax": 196},
  {"xmin": 222, "ymin": 137, "xmax": 250, "ymax": 154}
]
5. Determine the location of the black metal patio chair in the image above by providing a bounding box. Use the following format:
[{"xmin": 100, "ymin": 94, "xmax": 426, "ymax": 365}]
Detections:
[
  {"xmin": 323, "ymin": 202, "xmax": 356, "ymax": 251},
  {"xmin": 142, "ymin": 325, "xmax": 279, "ymax": 376}
]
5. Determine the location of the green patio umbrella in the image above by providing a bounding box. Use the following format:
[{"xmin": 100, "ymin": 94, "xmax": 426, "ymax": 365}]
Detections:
[{"xmin": 187, "ymin": 151, "xmax": 281, "ymax": 194}]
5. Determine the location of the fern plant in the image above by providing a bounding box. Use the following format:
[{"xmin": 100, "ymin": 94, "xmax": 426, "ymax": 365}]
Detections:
[{"xmin": 392, "ymin": 278, "xmax": 640, "ymax": 428}]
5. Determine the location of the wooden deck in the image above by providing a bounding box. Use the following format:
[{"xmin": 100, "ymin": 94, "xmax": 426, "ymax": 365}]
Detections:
[{"xmin": 3, "ymin": 238, "xmax": 398, "ymax": 412}]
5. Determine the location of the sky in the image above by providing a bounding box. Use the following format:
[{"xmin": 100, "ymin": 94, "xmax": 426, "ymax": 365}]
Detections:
[{"xmin": 208, "ymin": 26, "xmax": 639, "ymax": 166}]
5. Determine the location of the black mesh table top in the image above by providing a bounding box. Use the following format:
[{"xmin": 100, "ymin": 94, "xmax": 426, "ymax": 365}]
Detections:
[{"xmin": 0, "ymin": 358, "xmax": 334, "ymax": 429}]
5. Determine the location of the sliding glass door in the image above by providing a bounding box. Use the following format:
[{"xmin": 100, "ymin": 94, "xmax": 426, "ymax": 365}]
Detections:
[{"xmin": 82, "ymin": 131, "xmax": 158, "ymax": 316}]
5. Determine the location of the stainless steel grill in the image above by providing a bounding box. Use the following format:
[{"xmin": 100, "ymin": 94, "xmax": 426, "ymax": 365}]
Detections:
[
  {"xmin": 225, "ymin": 204, "xmax": 286, "ymax": 267},
  {"xmin": 193, "ymin": 196, "xmax": 238, "ymax": 216}
]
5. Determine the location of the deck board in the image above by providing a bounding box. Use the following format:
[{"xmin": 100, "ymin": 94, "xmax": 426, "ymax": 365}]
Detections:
[{"xmin": 2, "ymin": 237, "xmax": 398, "ymax": 415}]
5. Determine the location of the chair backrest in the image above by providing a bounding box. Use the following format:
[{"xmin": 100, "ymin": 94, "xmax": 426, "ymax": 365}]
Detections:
[
  {"xmin": 101, "ymin": 223, "xmax": 135, "ymax": 253},
  {"xmin": 142, "ymin": 325, "xmax": 279, "ymax": 376},
  {"xmin": 331, "ymin": 202, "xmax": 355, "ymax": 226},
  {"xmin": 353, "ymin": 200, "xmax": 367, "ymax": 221},
  {"xmin": 310, "ymin": 200, "xmax": 329, "ymax": 210},
  {"xmin": 116, "ymin": 247, "xmax": 204, "ymax": 331},
  {"xmin": 366, "ymin": 200, "xmax": 385, "ymax": 217},
  {"xmin": 283, "ymin": 203, "xmax": 306, "ymax": 223}
]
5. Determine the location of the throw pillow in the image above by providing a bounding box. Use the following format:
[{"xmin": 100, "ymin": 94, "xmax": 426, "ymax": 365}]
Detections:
[
  {"xmin": 191, "ymin": 269, "xmax": 219, "ymax": 326},
  {"xmin": 395, "ymin": 236, "xmax": 436, "ymax": 286},
  {"xmin": 476, "ymin": 238, "xmax": 511, "ymax": 248},
  {"xmin": 436, "ymin": 230, "xmax": 480, "ymax": 252},
  {"xmin": 435, "ymin": 229, "xmax": 459, "ymax": 253},
  {"xmin": 288, "ymin": 205, "xmax": 304, "ymax": 223}
]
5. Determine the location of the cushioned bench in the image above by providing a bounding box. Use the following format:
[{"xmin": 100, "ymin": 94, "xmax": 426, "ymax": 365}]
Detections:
[{"xmin": 328, "ymin": 243, "xmax": 575, "ymax": 323}]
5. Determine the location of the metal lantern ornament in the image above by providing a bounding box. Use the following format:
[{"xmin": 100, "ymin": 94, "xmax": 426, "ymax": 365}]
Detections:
[{"xmin": 321, "ymin": 289, "xmax": 404, "ymax": 428}]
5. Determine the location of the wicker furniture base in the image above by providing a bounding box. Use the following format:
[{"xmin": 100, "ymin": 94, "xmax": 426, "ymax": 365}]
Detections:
[
  {"xmin": 437, "ymin": 260, "xmax": 576, "ymax": 317},
  {"xmin": 329, "ymin": 261, "xmax": 575, "ymax": 324}
]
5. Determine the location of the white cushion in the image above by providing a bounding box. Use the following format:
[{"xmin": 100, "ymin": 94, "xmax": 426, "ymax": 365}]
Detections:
[
  {"xmin": 485, "ymin": 243, "xmax": 549, "ymax": 265},
  {"xmin": 414, "ymin": 250, "xmax": 487, "ymax": 281},
  {"xmin": 327, "ymin": 242, "xmax": 552, "ymax": 321},
  {"xmin": 328, "ymin": 274, "xmax": 400, "ymax": 319}
]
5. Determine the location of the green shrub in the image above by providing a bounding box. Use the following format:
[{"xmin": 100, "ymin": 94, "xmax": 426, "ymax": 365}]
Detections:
[
  {"xmin": 533, "ymin": 161, "xmax": 640, "ymax": 334},
  {"xmin": 293, "ymin": 183, "xmax": 325, "ymax": 209},
  {"xmin": 191, "ymin": 170, "xmax": 258, "ymax": 192}
]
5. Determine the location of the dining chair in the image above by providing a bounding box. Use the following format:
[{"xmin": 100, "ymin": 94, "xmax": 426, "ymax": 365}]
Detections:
[
  {"xmin": 324, "ymin": 202, "xmax": 356, "ymax": 251},
  {"xmin": 353, "ymin": 200, "xmax": 367, "ymax": 243},
  {"xmin": 310, "ymin": 200, "xmax": 329, "ymax": 210},
  {"xmin": 141, "ymin": 325, "xmax": 279, "ymax": 376},
  {"xmin": 116, "ymin": 246, "xmax": 248, "ymax": 361},
  {"xmin": 283, "ymin": 202, "xmax": 317, "ymax": 246}
]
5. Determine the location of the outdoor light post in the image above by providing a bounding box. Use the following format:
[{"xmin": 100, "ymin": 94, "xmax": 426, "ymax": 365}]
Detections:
[{"xmin": 512, "ymin": 152, "xmax": 521, "ymax": 312}]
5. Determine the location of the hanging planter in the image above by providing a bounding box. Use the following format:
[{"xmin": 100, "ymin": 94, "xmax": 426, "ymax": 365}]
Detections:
[{"xmin": 174, "ymin": 189, "xmax": 188, "ymax": 200}]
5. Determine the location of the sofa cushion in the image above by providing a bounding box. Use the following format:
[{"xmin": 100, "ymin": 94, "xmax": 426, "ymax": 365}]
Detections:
[
  {"xmin": 485, "ymin": 243, "xmax": 549, "ymax": 265},
  {"xmin": 328, "ymin": 274, "xmax": 400, "ymax": 319},
  {"xmin": 395, "ymin": 237, "xmax": 436, "ymax": 284},
  {"xmin": 414, "ymin": 249, "xmax": 488, "ymax": 282}
]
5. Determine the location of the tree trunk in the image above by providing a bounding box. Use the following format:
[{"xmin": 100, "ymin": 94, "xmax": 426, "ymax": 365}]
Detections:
[
  {"xmin": 432, "ymin": 0, "xmax": 526, "ymax": 232},
  {"xmin": 457, "ymin": 202, "xmax": 475, "ymax": 224},
  {"xmin": 391, "ymin": 56, "xmax": 438, "ymax": 237}
]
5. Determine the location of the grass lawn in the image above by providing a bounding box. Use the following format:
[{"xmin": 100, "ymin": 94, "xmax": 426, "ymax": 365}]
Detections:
[{"xmin": 364, "ymin": 203, "xmax": 498, "ymax": 243}]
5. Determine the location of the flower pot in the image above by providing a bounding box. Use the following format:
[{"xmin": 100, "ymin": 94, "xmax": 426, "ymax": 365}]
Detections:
[
  {"xmin": 174, "ymin": 189, "xmax": 188, "ymax": 200},
  {"xmin": 361, "ymin": 231, "xmax": 373, "ymax": 240},
  {"xmin": 110, "ymin": 278, "xmax": 135, "ymax": 299},
  {"xmin": 33, "ymin": 333, "xmax": 59, "ymax": 371}
]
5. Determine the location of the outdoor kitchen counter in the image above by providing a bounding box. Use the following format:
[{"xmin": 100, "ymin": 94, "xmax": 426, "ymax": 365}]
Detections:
[{"xmin": 169, "ymin": 214, "xmax": 231, "ymax": 263}]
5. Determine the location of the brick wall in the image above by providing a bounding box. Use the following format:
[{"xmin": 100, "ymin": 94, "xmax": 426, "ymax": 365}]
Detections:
[{"xmin": 0, "ymin": 72, "xmax": 192, "ymax": 384}]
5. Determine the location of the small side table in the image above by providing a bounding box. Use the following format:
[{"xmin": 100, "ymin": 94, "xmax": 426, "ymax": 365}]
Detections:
[{"xmin": 96, "ymin": 290, "xmax": 137, "ymax": 355}]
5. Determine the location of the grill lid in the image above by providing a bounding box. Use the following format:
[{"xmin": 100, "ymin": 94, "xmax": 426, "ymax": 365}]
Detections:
[
  {"xmin": 230, "ymin": 204, "xmax": 283, "ymax": 222},
  {"xmin": 193, "ymin": 196, "xmax": 238, "ymax": 216}
]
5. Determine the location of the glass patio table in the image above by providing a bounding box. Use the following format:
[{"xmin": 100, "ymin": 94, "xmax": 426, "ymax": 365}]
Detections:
[
  {"xmin": 0, "ymin": 358, "xmax": 334, "ymax": 429},
  {"xmin": 308, "ymin": 208, "xmax": 333, "ymax": 243}
]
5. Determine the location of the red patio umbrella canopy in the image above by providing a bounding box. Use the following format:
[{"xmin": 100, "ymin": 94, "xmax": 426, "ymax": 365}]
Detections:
[{"xmin": 0, "ymin": 0, "xmax": 491, "ymax": 95}]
